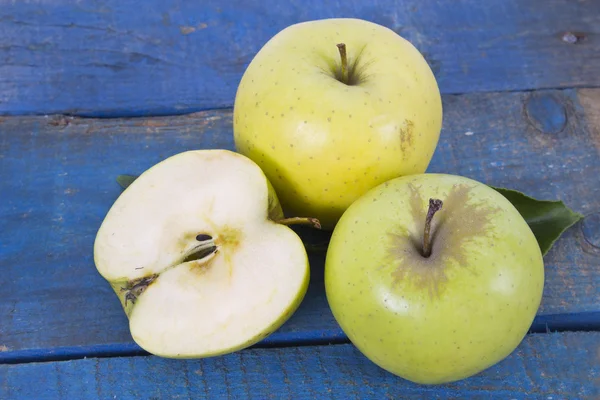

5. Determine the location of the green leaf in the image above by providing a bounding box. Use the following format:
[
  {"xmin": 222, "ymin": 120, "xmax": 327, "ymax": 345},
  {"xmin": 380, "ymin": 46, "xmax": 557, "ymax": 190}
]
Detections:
[
  {"xmin": 116, "ymin": 174, "xmax": 138, "ymax": 190},
  {"xmin": 490, "ymin": 186, "xmax": 584, "ymax": 256}
]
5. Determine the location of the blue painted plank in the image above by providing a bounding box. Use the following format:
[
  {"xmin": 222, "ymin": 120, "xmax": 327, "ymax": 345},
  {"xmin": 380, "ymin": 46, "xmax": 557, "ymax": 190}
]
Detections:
[
  {"xmin": 0, "ymin": 0, "xmax": 599, "ymax": 117},
  {"xmin": 1, "ymin": 311, "xmax": 600, "ymax": 365},
  {"xmin": 1, "ymin": 88, "xmax": 599, "ymax": 362},
  {"xmin": 2, "ymin": 332, "xmax": 599, "ymax": 399}
]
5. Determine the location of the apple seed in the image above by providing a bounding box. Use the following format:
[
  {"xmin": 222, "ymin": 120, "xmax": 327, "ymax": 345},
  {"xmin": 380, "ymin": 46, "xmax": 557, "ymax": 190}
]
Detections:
[{"xmin": 183, "ymin": 234, "xmax": 218, "ymax": 263}]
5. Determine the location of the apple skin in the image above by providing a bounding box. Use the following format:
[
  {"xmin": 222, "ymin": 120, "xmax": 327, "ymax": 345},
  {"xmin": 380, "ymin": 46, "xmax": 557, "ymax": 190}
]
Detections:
[
  {"xmin": 324, "ymin": 173, "xmax": 544, "ymax": 384},
  {"xmin": 233, "ymin": 18, "xmax": 442, "ymax": 230}
]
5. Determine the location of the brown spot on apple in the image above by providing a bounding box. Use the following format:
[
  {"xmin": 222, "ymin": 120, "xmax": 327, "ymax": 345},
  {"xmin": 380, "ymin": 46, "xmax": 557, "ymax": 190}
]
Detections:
[
  {"xmin": 188, "ymin": 259, "xmax": 214, "ymax": 276},
  {"xmin": 399, "ymin": 119, "xmax": 415, "ymax": 159},
  {"xmin": 385, "ymin": 183, "xmax": 500, "ymax": 297},
  {"xmin": 216, "ymin": 225, "xmax": 242, "ymax": 250}
]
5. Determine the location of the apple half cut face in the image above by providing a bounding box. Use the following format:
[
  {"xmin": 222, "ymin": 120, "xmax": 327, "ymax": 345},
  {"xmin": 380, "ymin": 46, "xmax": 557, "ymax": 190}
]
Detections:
[{"xmin": 93, "ymin": 150, "xmax": 310, "ymax": 358}]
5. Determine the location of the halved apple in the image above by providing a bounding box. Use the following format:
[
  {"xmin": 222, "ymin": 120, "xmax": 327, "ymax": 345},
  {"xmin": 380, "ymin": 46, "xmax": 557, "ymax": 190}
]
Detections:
[{"xmin": 94, "ymin": 150, "xmax": 311, "ymax": 358}]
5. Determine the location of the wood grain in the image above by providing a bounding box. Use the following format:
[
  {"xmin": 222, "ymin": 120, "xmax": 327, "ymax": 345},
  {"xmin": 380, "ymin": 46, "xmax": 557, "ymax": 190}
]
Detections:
[
  {"xmin": 1, "ymin": 88, "xmax": 599, "ymax": 361},
  {"xmin": 2, "ymin": 332, "xmax": 599, "ymax": 399},
  {"xmin": 0, "ymin": 0, "xmax": 599, "ymax": 117},
  {"xmin": 578, "ymin": 88, "xmax": 600, "ymax": 151},
  {"xmin": 576, "ymin": 89, "xmax": 600, "ymax": 270}
]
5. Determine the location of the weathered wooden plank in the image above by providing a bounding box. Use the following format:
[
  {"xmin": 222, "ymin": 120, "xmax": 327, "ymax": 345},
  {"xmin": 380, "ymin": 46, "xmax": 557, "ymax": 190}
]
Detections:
[
  {"xmin": 0, "ymin": 88, "xmax": 599, "ymax": 361},
  {"xmin": 1, "ymin": 0, "xmax": 599, "ymax": 117},
  {"xmin": 2, "ymin": 332, "xmax": 599, "ymax": 399}
]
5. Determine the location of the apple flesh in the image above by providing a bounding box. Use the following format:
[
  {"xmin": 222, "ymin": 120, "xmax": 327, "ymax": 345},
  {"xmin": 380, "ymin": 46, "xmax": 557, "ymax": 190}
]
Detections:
[
  {"xmin": 324, "ymin": 174, "xmax": 545, "ymax": 384},
  {"xmin": 233, "ymin": 18, "xmax": 442, "ymax": 230},
  {"xmin": 94, "ymin": 150, "xmax": 310, "ymax": 358}
]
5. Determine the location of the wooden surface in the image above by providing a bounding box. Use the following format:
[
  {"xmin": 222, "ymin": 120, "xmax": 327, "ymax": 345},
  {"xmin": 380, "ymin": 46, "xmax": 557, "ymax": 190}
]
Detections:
[
  {"xmin": 1, "ymin": 0, "xmax": 600, "ymax": 397},
  {"xmin": 0, "ymin": 0, "xmax": 599, "ymax": 116},
  {"xmin": 1, "ymin": 88, "xmax": 599, "ymax": 363},
  {"xmin": 2, "ymin": 332, "xmax": 600, "ymax": 399}
]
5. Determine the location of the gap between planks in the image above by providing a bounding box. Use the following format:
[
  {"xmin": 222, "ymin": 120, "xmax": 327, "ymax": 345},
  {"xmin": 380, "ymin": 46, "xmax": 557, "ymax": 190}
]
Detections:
[
  {"xmin": 2, "ymin": 311, "xmax": 600, "ymax": 365},
  {"xmin": 15, "ymin": 85, "xmax": 600, "ymax": 120}
]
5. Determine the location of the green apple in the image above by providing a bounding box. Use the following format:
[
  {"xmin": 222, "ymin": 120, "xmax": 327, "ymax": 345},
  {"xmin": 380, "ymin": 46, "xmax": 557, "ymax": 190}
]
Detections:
[
  {"xmin": 94, "ymin": 149, "xmax": 313, "ymax": 358},
  {"xmin": 324, "ymin": 173, "xmax": 545, "ymax": 384},
  {"xmin": 233, "ymin": 18, "xmax": 442, "ymax": 230}
]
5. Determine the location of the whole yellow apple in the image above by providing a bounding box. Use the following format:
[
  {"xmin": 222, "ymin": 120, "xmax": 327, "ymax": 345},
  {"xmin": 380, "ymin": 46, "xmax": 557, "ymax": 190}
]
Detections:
[
  {"xmin": 325, "ymin": 173, "xmax": 545, "ymax": 384},
  {"xmin": 233, "ymin": 18, "xmax": 442, "ymax": 229}
]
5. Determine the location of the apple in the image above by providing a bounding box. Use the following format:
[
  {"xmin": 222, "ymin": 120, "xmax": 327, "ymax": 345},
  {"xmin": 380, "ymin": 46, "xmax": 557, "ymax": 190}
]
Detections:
[
  {"xmin": 233, "ymin": 18, "xmax": 442, "ymax": 230},
  {"xmin": 93, "ymin": 149, "xmax": 315, "ymax": 358},
  {"xmin": 324, "ymin": 173, "xmax": 545, "ymax": 384}
]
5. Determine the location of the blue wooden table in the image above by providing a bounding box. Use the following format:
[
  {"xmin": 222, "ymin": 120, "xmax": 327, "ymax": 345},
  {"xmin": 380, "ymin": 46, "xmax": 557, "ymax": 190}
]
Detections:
[{"xmin": 1, "ymin": 1, "xmax": 600, "ymax": 398}]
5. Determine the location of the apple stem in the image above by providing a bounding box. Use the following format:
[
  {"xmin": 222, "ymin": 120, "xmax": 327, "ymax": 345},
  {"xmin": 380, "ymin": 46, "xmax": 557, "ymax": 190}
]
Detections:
[
  {"xmin": 336, "ymin": 43, "xmax": 349, "ymax": 84},
  {"xmin": 422, "ymin": 198, "xmax": 443, "ymax": 258},
  {"xmin": 277, "ymin": 217, "xmax": 322, "ymax": 230}
]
